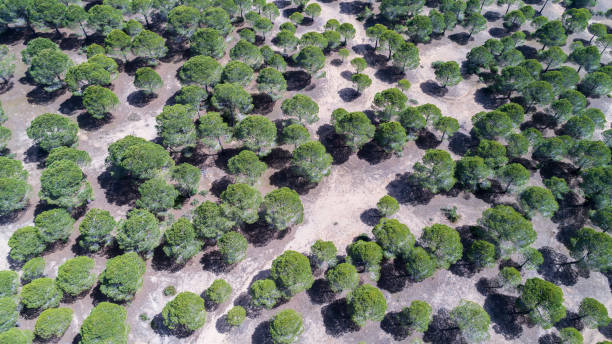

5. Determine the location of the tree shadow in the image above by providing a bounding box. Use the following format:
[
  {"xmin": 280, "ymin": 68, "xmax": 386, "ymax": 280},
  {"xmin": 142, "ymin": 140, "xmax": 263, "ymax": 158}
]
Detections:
[
  {"xmin": 97, "ymin": 169, "xmax": 139, "ymax": 206},
  {"xmin": 261, "ymin": 147, "xmax": 292, "ymax": 169},
  {"xmin": 423, "ymin": 308, "xmax": 460, "ymax": 344},
  {"xmin": 489, "ymin": 27, "xmax": 509, "ymax": 38},
  {"xmin": 26, "ymin": 87, "xmax": 66, "ymax": 105},
  {"xmin": 269, "ymin": 168, "xmax": 317, "ymax": 195},
  {"xmin": 76, "ymin": 112, "xmax": 113, "ymax": 131},
  {"xmin": 215, "ymin": 315, "xmax": 233, "ymax": 334},
  {"xmin": 599, "ymin": 318, "xmax": 612, "ymax": 339},
  {"xmin": 251, "ymin": 93, "xmax": 276, "ymax": 115},
  {"xmin": 516, "ymin": 45, "xmax": 538, "ymax": 60},
  {"xmin": 284, "ymin": 71, "xmax": 311, "ymax": 91},
  {"xmin": 351, "ymin": 44, "xmax": 387, "ymax": 67},
  {"xmin": 360, "ymin": 208, "xmax": 381, "ymax": 226},
  {"xmin": 317, "ymin": 124, "xmax": 352, "ymax": 165},
  {"xmin": 59, "ymin": 95, "xmax": 84, "ymax": 115},
  {"xmin": 380, "ymin": 311, "xmax": 411, "ymax": 341},
  {"xmin": 537, "ymin": 246, "xmax": 581, "ymax": 286},
  {"xmin": 484, "ymin": 11, "xmax": 502, "ymax": 21},
  {"xmin": 385, "ymin": 172, "xmax": 434, "ymax": 206},
  {"xmin": 538, "ymin": 333, "xmax": 562, "ymax": 344},
  {"xmin": 127, "ymin": 90, "xmax": 157, "ymax": 107},
  {"xmin": 356, "ymin": 141, "xmax": 389, "ymax": 165},
  {"xmin": 377, "ymin": 259, "xmax": 409, "ymax": 293},
  {"xmin": 416, "ymin": 130, "xmax": 441, "ymax": 149},
  {"xmin": 201, "ymin": 250, "xmax": 230, "ymax": 274},
  {"xmin": 241, "ymin": 219, "xmax": 276, "ymax": 247},
  {"xmin": 484, "ymin": 293, "xmax": 524, "ymax": 340},
  {"xmin": 474, "ymin": 87, "xmax": 504, "ymax": 109},
  {"xmin": 338, "ymin": 88, "xmax": 361, "ymax": 102},
  {"xmin": 214, "ymin": 148, "xmax": 241, "ymax": 172},
  {"xmin": 340, "ymin": 70, "xmax": 353, "ymax": 81},
  {"xmin": 339, "ymin": 1, "xmax": 367, "ymax": 14},
  {"xmin": 0, "ymin": 81, "xmax": 14, "ymax": 95},
  {"xmin": 448, "ymin": 132, "xmax": 478, "ymax": 156},
  {"xmin": 124, "ymin": 57, "xmax": 150, "ymax": 75},
  {"xmin": 448, "ymin": 32, "xmax": 470, "ymax": 45},
  {"xmin": 209, "ymin": 176, "xmax": 233, "ymax": 197},
  {"xmin": 554, "ymin": 310, "xmax": 583, "ymax": 331},
  {"xmin": 251, "ymin": 320, "xmax": 273, "ymax": 344},
  {"xmin": 321, "ymin": 298, "xmax": 360, "ymax": 337},
  {"xmin": 306, "ymin": 278, "xmax": 336, "ymax": 304},
  {"xmin": 374, "ymin": 66, "xmax": 404, "ymax": 84},
  {"xmin": 420, "ymin": 80, "xmax": 448, "ymax": 97}
]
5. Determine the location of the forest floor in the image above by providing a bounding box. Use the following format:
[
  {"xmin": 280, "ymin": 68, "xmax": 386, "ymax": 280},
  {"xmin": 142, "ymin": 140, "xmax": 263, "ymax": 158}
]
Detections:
[{"xmin": 0, "ymin": 0, "xmax": 611, "ymax": 343}]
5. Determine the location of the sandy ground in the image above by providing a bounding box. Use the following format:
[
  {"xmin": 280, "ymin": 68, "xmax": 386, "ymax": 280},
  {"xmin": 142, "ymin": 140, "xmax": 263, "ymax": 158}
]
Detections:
[{"xmin": 0, "ymin": 0, "xmax": 611, "ymax": 343}]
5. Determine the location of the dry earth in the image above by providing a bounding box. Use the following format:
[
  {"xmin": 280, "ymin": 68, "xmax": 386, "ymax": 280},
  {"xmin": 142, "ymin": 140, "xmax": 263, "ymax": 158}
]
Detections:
[{"xmin": 0, "ymin": 0, "xmax": 611, "ymax": 343}]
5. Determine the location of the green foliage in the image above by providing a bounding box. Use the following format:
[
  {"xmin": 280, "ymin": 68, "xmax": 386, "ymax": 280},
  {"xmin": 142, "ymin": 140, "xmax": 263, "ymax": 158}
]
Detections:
[
  {"xmin": 168, "ymin": 5, "xmax": 201, "ymax": 38},
  {"xmin": 0, "ymin": 296, "xmax": 19, "ymax": 333},
  {"xmin": 78, "ymin": 208, "xmax": 115, "ymax": 252},
  {"xmin": 294, "ymin": 45, "xmax": 325, "ymax": 75},
  {"xmin": 281, "ymin": 124, "xmax": 310, "ymax": 146},
  {"xmin": 79, "ymin": 302, "xmax": 129, "ymax": 344},
  {"xmin": 250, "ymin": 279, "xmax": 281, "ymax": 309},
  {"xmin": 8, "ymin": 227, "xmax": 45, "ymax": 263},
  {"xmin": 205, "ymin": 279, "xmax": 232, "ymax": 304},
  {"xmin": 222, "ymin": 60, "xmax": 254, "ymax": 87},
  {"xmin": 270, "ymin": 309, "xmax": 304, "ymax": 344},
  {"xmin": 372, "ymin": 218, "xmax": 414, "ymax": 259},
  {"xmin": 325, "ymin": 263, "xmax": 358, "ymax": 293},
  {"xmin": 347, "ymin": 240, "xmax": 383, "ymax": 281},
  {"xmin": 351, "ymin": 73, "xmax": 372, "ymax": 92},
  {"xmin": 263, "ymin": 187, "xmax": 304, "ymax": 231},
  {"xmin": 580, "ymin": 166, "xmax": 612, "ymax": 209},
  {"xmin": 413, "ymin": 149, "xmax": 456, "ymax": 193},
  {"xmin": 99, "ymin": 252, "xmax": 146, "ymax": 302},
  {"xmin": 468, "ymin": 240, "xmax": 496, "ymax": 268},
  {"xmin": 220, "ymin": 183, "xmax": 262, "ymax": 225},
  {"xmin": 472, "ymin": 110, "xmax": 513, "ymax": 140},
  {"xmin": 117, "ymin": 140, "xmax": 174, "ymax": 179},
  {"xmin": 218, "ymin": 231, "xmax": 248, "ymax": 264},
  {"xmin": 432, "ymin": 61, "xmax": 462, "ymax": 87},
  {"xmin": 35, "ymin": 208, "xmax": 74, "ymax": 244},
  {"xmin": 131, "ymin": 30, "xmax": 167, "ymax": 62},
  {"xmin": 163, "ymin": 286, "xmax": 176, "ymax": 296},
  {"xmin": 198, "ymin": 112, "xmax": 231, "ymax": 152},
  {"xmin": 376, "ymin": 195, "xmax": 399, "ymax": 217},
  {"xmin": 136, "ymin": 178, "xmax": 178, "ymax": 214},
  {"xmin": 34, "ymin": 307, "xmax": 73, "ymax": 341},
  {"xmin": 134, "ymin": 67, "xmax": 162, "ymax": 94},
  {"xmin": 517, "ymin": 277, "xmax": 566, "ymax": 329},
  {"xmin": 569, "ymin": 227, "xmax": 612, "ymax": 273},
  {"xmin": 351, "ymin": 57, "xmax": 367, "ymax": 73},
  {"xmin": 450, "ymin": 300, "xmax": 491, "ymax": 343},
  {"xmin": 271, "ymin": 250, "xmax": 314, "ymax": 297},
  {"xmin": 519, "ymin": 186, "xmax": 558, "ymax": 218},
  {"xmin": 226, "ymin": 306, "xmax": 246, "ymax": 327},
  {"xmin": 170, "ymin": 163, "xmax": 200, "ymax": 196},
  {"xmin": 26, "ymin": 113, "xmax": 78, "ymax": 152},
  {"xmin": 155, "ymin": 104, "xmax": 197, "ymax": 150},
  {"xmin": 65, "ymin": 61, "xmax": 112, "ymax": 95},
  {"xmin": 21, "ymin": 257, "xmax": 45, "ymax": 285},
  {"xmin": 46, "ymin": 147, "xmax": 91, "ymax": 167},
  {"xmin": 456, "ymin": 156, "xmax": 493, "ymax": 192},
  {"xmin": 591, "ymin": 206, "xmax": 612, "ymax": 233},
  {"xmin": 20, "ymin": 278, "xmax": 62, "ymax": 311},
  {"xmin": 281, "ymin": 94, "xmax": 319, "ymax": 125},
  {"xmin": 228, "ymin": 150, "xmax": 267, "ymax": 185},
  {"xmin": 39, "ymin": 160, "xmax": 92, "ymax": 209},
  {"xmin": 543, "ymin": 177, "xmax": 569, "ymax": 200},
  {"xmin": 333, "ymin": 111, "xmax": 375, "ymax": 151},
  {"xmin": 162, "ymin": 292, "xmax": 206, "ymax": 332},
  {"xmin": 162, "ymin": 218, "xmax": 202, "ymax": 265},
  {"xmin": 179, "ymin": 55, "xmax": 222, "ymax": 89},
  {"xmin": 0, "ymin": 328, "xmax": 34, "ymax": 344},
  {"xmin": 22, "ymin": 38, "xmax": 58, "ymax": 65},
  {"xmin": 0, "ymin": 158, "xmax": 29, "ymax": 216},
  {"xmin": 27, "ymin": 48, "xmax": 72, "ymax": 91},
  {"xmin": 211, "ymin": 83, "xmax": 254, "ymax": 120},
  {"xmin": 56, "ymin": 256, "xmax": 95, "ymax": 296},
  {"xmin": 373, "ymin": 88, "xmax": 408, "ymax": 121},
  {"xmin": 175, "ymin": 86, "xmax": 208, "ymax": 113},
  {"xmin": 116, "ymin": 208, "xmax": 161, "ymax": 256},
  {"xmin": 578, "ymin": 297, "xmax": 610, "ymax": 329},
  {"xmin": 560, "ymin": 327, "xmax": 583, "ymax": 344},
  {"xmin": 256, "ymin": 67, "xmax": 287, "ymax": 99},
  {"xmin": 479, "ymin": 205, "xmax": 534, "ymax": 255},
  {"xmin": 87, "ymin": 4, "xmax": 123, "ymax": 34},
  {"xmin": 0, "ymin": 271, "xmax": 18, "ymax": 297},
  {"xmin": 104, "ymin": 29, "xmax": 131, "ymax": 59},
  {"xmin": 399, "ymin": 300, "xmax": 432, "ymax": 333},
  {"xmin": 191, "ymin": 28, "xmax": 225, "ymax": 59},
  {"xmin": 310, "ymin": 239, "xmax": 337, "ymax": 267},
  {"xmin": 201, "ymin": 7, "xmax": 232, "ymax": 35},
  {"xmin": 404, "ymin": 246, "xmax": 435, "ymax": 281},
  {"xmin": 535, "ymin": 20, "xmax": 567, "ymax": 48},
  {"xmin": 347, "ymin": 284, "xmax": 387, "ymax": 327},
  {"xmin": 421, "ymin": 224, "xmax": 463, "ymax": 269},
  {"xmin": 193, "ymin": 201, "xmax": 234, "ymax": 240},
  {"xmin": 230, "ymin": 40, "xmax": 263, "ymax": 69}
]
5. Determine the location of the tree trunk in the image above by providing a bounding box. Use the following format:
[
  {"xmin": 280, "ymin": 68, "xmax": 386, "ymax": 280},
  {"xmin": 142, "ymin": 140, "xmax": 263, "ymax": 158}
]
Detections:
[
  {"xmin": 540, "ymin": 44, "xmax": 547, "ymax": 51},
  {"xmin": 505, "ymin": 3, "xmax": 511, "ymax": 14},
  {"xmin": 79, "ymin": 22, "xmax": 88, "ymax": 38},
  {"xmin": 538, "ymin": 0, "xmax": 549, "ymax": 14}
]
